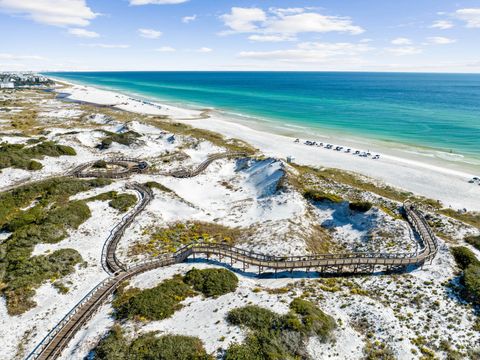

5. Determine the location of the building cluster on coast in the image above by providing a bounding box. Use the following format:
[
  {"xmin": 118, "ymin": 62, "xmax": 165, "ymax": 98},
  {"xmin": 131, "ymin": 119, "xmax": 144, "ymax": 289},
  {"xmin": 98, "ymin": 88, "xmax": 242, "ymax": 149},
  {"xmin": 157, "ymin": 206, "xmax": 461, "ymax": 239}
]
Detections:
[{"xmin": 0, "ymin": 72, "xmax": 53, "ymax": 89}]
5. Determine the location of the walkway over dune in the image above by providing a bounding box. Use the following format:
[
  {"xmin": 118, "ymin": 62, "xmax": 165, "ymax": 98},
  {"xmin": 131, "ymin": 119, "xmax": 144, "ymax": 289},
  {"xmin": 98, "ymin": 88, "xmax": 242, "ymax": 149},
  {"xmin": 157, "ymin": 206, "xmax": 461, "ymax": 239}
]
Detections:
[{"xmin": 24, "ymin": 153, "xmax": 438, "ymax": 360}]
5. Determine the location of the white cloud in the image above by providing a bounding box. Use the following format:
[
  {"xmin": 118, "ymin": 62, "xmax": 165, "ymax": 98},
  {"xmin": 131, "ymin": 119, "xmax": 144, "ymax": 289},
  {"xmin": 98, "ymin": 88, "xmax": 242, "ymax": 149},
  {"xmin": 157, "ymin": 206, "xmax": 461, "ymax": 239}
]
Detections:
[
  {"xmin": 455, "ymin": 8, "xmax": 480, "ymax": 28},
  {"xmin": 268, "ymin": 7, "xmax": 305, "ymax": 16},
  {"xmin": 130, "ymin": 0, "xmax": 189, "ymax": 4},
  {"xmin": 430, "ymin": 20, "xmax": 454, "ymax": 29},
  {"xmin": 0, "ymin": 53, "xmax": 46, "ymax": 60},
  {"xmin": 427, "ymin": 36, "xmax": 456, "ymax": 44},
  {"xmin": 385, "ymin": 46, "xmax": 422, "ymax": 56},
  {"xmin": 156, "ymin": 46, "xmax": 176, "ymax": 52},
  {"xmin": 82, "ymin": 43, "xmax": 130, "ymax": 48},
  {"xmin": 0, "ymin": 0, "xmax": 97, "ymax": 27},
  {"xmin": 68, "ymin": 28, "xmax": 99, "ymax": 38},
  {"xmin": 239, "ymin": 42, "xmax": 373, "ymax": 63},
  {"xmin": 248, "ymin": 34, "xmax": 295, "ymax": 42},
  {"xmin": 138, "ymin": 28, "xmax": 162, "ymax": 39},
  {"xmin": 197, "ymin": 47, "xmax": 212, "ymax": 53},
  {"xmin": 182, "ymin": 14, "xmax": 196, "ymax": 23},
  {"xmin": 220, "ymin": 7, "xmax": 266, "ymax": 33},
  {"xmin": 266, "ymin": 12, "xmax": 364, "ymax": 35},
  {"xmin": 391, "ymin": 37, "xmax": 412, "ymax": 45},
  {"xmin": 220, "ymin": 7, "xmax": 364, "ymax": 37}
]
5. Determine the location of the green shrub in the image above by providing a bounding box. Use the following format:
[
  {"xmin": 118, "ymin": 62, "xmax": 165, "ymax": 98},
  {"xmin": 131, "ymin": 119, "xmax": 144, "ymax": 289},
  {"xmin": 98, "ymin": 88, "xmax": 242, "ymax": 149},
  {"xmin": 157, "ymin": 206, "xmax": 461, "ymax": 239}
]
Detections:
[
  {"xmin": 93, "ymin": 160, "xmax": 107, "ymax": 168},
  {"xmin": 109, "ymin": 194, "xmax": 137, "ymax": 212},
  {"xmin": 225, "ymin": 299, "xmax": 336, "ymax": 360},
  {"xmin": 289, "ymin": 298, "xmax": 336, "ymax": 340},
  {"xmin": 94, "ymin": 325, "xmax": 129, "ymax": 360},
  {"xmin": 349, "ymin": 201, "xmax": 373, "ymax": 212},
  {"xmin": 0, "ymin": 178, "xmax": 110, "ymax": 314},
  {"xmin": 451, "ymin": 246, "xmax": 479, "ymax": 270},
  {"xmin": 465, "ymin": 235, "xmax": 480, "ymax": 251},
  {"xmin": 144, "ymin": 181, "xmax": 173, "ymax": 193},
  {"xmin": 184, "ymin": 268, "xmax": 238, "ymax": 297},
  {"xmin": 94, "ymin": 326, "xmax": 212, "ymax": 360},
  {"xmin": 98, "ymin": 130, "xmax": 140, "ymax": 149},
  {"xmin": 129, "ymin": 333, "xmax": 212, "ymax": 360},
  {"xmin": 0, "ymin": 141, "xmax": 76, "ymax": 171},
  {"xmin": 227, "ymin": 305, "xmax": 280, "ymax": 331},
  {"xmin": 303, "ymin": 189, "xmax": 343, "ymax": 203},
  {"xmin": 114, "ymin": 277, "xmax": 195, "ymax": 321},
  {"xmin": 464, "ymin": 264, "xmax": 480, "ymax": 305},
  {"xmin": 5, "ymin": 249, "xmax": 82, "ymax": 315}
]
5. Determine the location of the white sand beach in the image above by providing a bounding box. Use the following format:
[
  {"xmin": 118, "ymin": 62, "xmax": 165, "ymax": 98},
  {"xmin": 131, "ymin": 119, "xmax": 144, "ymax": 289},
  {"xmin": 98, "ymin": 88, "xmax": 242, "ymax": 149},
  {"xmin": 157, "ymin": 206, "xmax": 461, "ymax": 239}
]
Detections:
[{"xmin": 58, "ymin": 83, "xmax": 480, "ymax": 211}]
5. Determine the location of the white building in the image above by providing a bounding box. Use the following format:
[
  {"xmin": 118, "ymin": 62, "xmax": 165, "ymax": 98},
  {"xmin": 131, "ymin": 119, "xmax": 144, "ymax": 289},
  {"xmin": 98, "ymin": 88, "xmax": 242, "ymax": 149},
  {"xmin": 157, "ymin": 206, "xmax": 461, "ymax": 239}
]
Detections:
[{"xmin": 0, "ymin": 81, "xmax": 14, "ymax": 89}]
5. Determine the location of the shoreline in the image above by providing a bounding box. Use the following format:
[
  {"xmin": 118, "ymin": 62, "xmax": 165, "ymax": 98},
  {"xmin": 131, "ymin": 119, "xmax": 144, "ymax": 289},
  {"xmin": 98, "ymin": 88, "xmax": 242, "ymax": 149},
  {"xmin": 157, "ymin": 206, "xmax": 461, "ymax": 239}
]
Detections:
[
  {"xmin": 51, "ymin": 79, "xmax": 480, "ymax": 211},
  {"xmin": 46, "ymin": 75, "xmax": 480, "ymax": 173}
]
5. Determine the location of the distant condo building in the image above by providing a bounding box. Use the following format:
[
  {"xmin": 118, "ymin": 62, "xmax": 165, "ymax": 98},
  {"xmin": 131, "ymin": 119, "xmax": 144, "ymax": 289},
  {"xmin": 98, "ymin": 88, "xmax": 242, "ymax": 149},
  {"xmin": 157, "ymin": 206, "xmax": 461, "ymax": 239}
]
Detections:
[{"xmin": 0, "ymin": 72, "xmax": 53, "ymax": 89}]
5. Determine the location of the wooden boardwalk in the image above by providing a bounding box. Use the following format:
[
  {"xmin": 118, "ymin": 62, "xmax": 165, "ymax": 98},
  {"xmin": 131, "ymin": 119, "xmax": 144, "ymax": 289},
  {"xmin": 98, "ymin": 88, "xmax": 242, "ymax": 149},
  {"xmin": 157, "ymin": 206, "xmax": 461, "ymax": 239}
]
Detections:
[{"xmin": 24, "ymin": 153, "xmax": 438, "ymax": 360}]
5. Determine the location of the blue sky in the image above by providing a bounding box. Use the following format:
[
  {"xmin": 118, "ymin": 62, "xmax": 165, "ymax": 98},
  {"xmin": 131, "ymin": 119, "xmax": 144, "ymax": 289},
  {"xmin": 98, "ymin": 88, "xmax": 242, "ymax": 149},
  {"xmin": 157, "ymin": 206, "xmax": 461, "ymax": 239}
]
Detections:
[{"xmin": 1, "ymin": 0, "xmax": 480, "ymax": 72}]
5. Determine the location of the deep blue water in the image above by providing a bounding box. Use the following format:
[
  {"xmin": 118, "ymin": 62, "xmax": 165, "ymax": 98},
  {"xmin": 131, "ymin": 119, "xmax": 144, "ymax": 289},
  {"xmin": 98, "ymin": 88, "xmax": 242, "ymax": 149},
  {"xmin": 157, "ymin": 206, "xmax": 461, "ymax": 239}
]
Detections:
[{"xmin": 45, "ymin": 71, "xmax": 480, "ymax": 160}]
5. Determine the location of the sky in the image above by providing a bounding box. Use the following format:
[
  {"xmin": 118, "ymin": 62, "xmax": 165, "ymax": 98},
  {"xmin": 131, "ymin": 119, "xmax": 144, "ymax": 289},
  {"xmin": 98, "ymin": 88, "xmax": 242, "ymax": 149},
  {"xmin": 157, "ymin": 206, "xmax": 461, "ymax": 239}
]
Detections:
[{"xmin": 1, "ymin": 0, "xmax": 480, "ymax": 72}]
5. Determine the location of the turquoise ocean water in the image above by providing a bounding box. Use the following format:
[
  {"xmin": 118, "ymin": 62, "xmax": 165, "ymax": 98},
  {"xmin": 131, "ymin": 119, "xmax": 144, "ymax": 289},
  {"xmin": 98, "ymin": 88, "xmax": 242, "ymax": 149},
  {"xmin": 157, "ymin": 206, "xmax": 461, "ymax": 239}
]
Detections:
[{"xmin": 45, "ymin": 71, "xmax": 480, "ymax": 166}]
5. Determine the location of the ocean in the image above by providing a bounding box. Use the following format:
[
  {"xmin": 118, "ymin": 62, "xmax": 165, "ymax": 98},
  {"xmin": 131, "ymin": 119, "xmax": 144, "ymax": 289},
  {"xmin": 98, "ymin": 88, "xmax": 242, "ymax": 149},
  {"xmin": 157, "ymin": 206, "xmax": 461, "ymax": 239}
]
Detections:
[{"xmin": 45, "ymin": 71, "xmax": 480, "ymax": 165}]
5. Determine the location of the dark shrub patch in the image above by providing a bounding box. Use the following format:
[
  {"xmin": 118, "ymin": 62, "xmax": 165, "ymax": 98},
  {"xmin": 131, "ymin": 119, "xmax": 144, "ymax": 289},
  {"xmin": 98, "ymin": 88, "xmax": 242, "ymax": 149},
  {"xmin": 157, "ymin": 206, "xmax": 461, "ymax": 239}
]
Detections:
[
  {"xmin": 465, "ymin": 235, "xmax": 480, "ymax": 251},
  {"xmin": 289, "ymin": 298, "xmax": 336, "ymax": 340},
  {"xmin": 451, "ymin": 246, "xmax": 479, "ymax": 270},
  {"xmin": 225, "ymin": 299, "xmax": 336, "ymax": 359},
  {"xmin": 113, "ymin": 277, "xmax": 194, "ymax": 321},
  {"xmin": 94, "ymin": 326, "xmax": 212, "ymax": 360},
  {"xmin": 464, "ymin": 264, "xmax": 480, "ymax": 305},
  {"xmin": 109, "ymin": 194, "xmax": 137, "ymax": 212},
  {"xmin": 0, "ymin": 178, "xmax": 110, "ymax": 314},
  {"xmin": 349, "ymin": 201, "xmax": 373, "ymax": 212},
  {"xmin": 93, "ymin": 160, "xmax": 107, "ymax": 168},
  {"xmin": 184, "ymin": 268, "xmax": 238, "ymax": 297},
  {"xmin": 0, "ymin": 141, "xmax": 76, "ymax": 171},
  {"xmin": 227, "ymin": 305, "xmax": 280, "ymax": 331},
  {"xmin": 98, "ymin": 130, "xmax": 140, "ymax": 149},
  {"xmin": 303, "ymin": 189, "xmax": 343, "ymax": 203}
]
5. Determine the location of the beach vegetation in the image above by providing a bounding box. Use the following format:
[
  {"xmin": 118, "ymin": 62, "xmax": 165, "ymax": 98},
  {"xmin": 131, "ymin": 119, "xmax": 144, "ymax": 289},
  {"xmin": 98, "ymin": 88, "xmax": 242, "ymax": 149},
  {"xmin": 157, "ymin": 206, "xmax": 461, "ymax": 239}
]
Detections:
[
  {"xmin": 450, "ymin": 246, "xmax": 480, "ymax": 306},
  {"xmin": 184, "ymin": 268, "xmax": 238, "ymax": 297},
  {"xmin": 114, "ymin": 269, "xmax": 238, "ymax": 320},
  {"xmin": 147, "ymin": 118, "xmax": 256, "ymax": 154},
  {"xmin": 88, "ymin": 191, "xmax": 137, "ymax": 212},
  {"xmin": 0, "ymin": 177, "xmax": 110, "ymax": 314},
  {"xmin": 465, "ymin": 234, "xmax": 480, "ymax": 251},
  {"xmin": 93, "ymin": 160, "xmax": 107, "ymax": 168},
  {"xmin": 144, "ymin": 181, "xmax": 173, "ymax": 193},
  {"xmin": 439, "ymin": 209, "xmax": 480, "ymax": 229},
  {"xmin": 7, "ymin": 109, "xmax": 41, "ymax": 135},
  {"xmin": 349, "ymin": 201, "xmax": 373, "ymax": 212},
  {"xmin": 450, "ymin": 246, "xmax": 479, "ymax": 270},
  {"xmin": 225, "ymin": 299, "xmax": 336, "ymax": 359},
  {"xmin": 0, "ymin": 141, "xmax": 76, "ymax": 171},
  {"xmin": 131, "ymin": 221, "xmax": 240, "ymax": 255},
  {"xmin": 464, "ymin": 264, "xmax": 480, "ymax": 305},
  {"xmin": 113, "ymin": 276, "xmax": 195, "ymax": 321},
  {"xmin": 109, "ymin": 194, "xmax": 137, "ymax": 212},
  {"xmin": 98, "ymin": 130, "xmax": 140, "ymax": 148},
  {"xmin": 94, "ymin": 326, "xmax": 212, "ymax": 360},
  {"xmin": 303, "ymin": 189, "xmax": 343, "ymax": 203}
]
